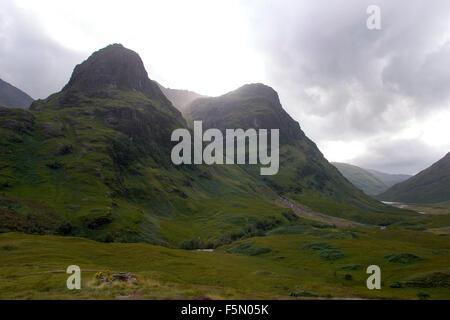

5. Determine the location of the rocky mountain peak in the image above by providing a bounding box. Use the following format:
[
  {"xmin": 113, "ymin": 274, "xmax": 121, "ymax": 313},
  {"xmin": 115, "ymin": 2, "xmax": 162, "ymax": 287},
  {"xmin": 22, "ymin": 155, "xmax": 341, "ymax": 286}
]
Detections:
[
  {"xmin": 63, "ymin": 44, "xmax": 155, "ymax": 94},
  {"xmin": 227, "ymin": 83, "xmax": 281, "ymax": 106},
  {"xmin": 187, "ymin": 83, "xmax": 304, "ymax": 144}
]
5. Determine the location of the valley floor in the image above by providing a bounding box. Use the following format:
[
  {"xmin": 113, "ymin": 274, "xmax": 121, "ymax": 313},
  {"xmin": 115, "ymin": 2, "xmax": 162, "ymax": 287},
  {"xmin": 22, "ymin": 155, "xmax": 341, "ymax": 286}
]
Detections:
[{"xmin": 0, "ymin": 225, "xmax": 448, "ymax": 300}]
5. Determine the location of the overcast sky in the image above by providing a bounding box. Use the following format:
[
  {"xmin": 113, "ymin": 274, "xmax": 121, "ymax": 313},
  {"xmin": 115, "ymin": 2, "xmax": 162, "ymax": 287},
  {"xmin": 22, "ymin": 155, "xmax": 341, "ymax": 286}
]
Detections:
[{"xmin": 1, "ymin": 0, "xmax": 449, "ymax": 174}]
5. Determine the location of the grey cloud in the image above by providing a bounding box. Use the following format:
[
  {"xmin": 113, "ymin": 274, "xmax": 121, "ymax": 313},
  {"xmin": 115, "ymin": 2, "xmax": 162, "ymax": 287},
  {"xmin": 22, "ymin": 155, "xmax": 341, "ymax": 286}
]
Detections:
[
  {"xmin": 352, "ymin": 139, "xmax": 446, "ymax": 175},
  {"xmin": 242, "ymin": 0, "xmax": 450, "ymax": 172},
  {"xmin": 0, "ymin": 1, "xmax": 86, "ymax": 99},
  {"xmin": 382, "ymin": 42, "xmax": 450, "ymax": 109},
  {"xmin": 244, "ymin": 0, "xmax": 450, "ymax": 130}
]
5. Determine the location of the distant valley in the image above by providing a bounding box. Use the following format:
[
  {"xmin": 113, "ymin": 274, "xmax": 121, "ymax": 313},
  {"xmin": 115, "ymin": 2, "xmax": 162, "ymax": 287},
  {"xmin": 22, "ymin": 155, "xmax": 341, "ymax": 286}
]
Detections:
[
  {"xmin": 332, "ymin": 162, "xmax": 412, "ymax": 197},
  {"xmin": 332, "ymin": 162, "xmax": 389, "ymax": 196},
  {"xmin": 367, "ymin": 169, "xmax": 412, "ymax": 187}
]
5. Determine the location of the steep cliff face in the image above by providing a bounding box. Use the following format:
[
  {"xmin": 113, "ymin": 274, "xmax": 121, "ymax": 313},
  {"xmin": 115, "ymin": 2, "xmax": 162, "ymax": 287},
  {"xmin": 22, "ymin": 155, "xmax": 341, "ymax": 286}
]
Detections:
[
  {"xmin": 63, "ymin": 44, "xmax": 167, "ymax": 101},
  {"xmin": 188, "ymin": 83, "xmax": 303, "ymax": 144},
  {"xmin": 30, "ymin": 44, "xmax": 186, "ymax": 157}
]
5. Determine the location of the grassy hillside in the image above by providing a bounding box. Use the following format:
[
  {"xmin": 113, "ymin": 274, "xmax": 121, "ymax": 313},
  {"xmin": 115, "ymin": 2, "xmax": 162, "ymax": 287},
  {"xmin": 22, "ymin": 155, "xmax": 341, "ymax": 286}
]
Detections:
[
  {"xmin": 187, "ymin": 84, "xmax": 417, "ymax": 226},
  {"xmin": 0, "ymin": 44, "xmax": 424, "ymax": 250},
  {"xmin": 332, "ymin": 162, "xmax": 389, "ymax": 196},
  {"xmin": 0, "ymin": 45, "xmax": 293, "ymax": 246},
  {"xmin": 1, "ymin": 231, "xmax": 448, "ymax": 299},
  {"xmin": 0, "ymin": 78, "xmax": 33, "ymax": 109},
  {"xmin": 379, "ymin": 153, "xmax": 450, "ymax": 204}
]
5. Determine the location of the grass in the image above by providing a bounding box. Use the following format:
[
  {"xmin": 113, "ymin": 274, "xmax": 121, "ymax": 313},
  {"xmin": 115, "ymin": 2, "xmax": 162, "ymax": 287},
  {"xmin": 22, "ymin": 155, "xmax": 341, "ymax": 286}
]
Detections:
[
  {"xmin": 0, "ymin": 225, "xmax": 448, "ymax": 300},
  {"xmin": 385, "ymin": 253, "xmax": 424, "ymax": 264},
  {"xmin": 226, "ymin": 240, "xmax": 271, "ymax": 256}
]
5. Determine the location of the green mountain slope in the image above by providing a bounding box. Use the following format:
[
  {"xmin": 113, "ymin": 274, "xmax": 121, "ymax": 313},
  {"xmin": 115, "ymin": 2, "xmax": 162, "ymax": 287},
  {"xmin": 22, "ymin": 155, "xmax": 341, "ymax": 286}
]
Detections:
[
  {"xmin": 0, "ymin": 45, "xmax": 420, "ymax": 249},
  {"xmin": 186, "ymin": 84, "xmax": 411, "ymax": 225},
  {"xmin": 0, "ymin": 45, "xmax": 289, "ymax": 246},
  {"xmin": 378, "ymin": 152, "xmax": 450, "ymax": 204},
  {"xmin": 332, "ymin": 162, "xmax": 389, "ymax": 196},
  {"xmin": 366, "ymin": 169, "xmax": 411, "ymax": 187},
  {"xmin": 0, "ymin": 78, "xmax": 34, "ymax": 109}
]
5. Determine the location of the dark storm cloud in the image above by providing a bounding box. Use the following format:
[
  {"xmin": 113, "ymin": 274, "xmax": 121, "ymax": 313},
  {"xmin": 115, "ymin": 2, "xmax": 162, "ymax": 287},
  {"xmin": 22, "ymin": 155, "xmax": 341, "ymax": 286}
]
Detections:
[
  {"xmin": 243, "ymin": 0, "xmax": 450, "ymax": 172},
  {"xmin": 0, "ymin": 1, "xmax": 86, "ymax": 99}
]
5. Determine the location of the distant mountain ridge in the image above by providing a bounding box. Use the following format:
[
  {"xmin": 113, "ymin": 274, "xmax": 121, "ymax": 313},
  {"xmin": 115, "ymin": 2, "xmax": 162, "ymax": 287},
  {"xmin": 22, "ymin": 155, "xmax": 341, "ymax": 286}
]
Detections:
[
  {"xmin": 0, "ymin": 78, "xmax": 34, "ymax": 109},
  {"xmin": 331, "ymin": 162, "xmax": 389, "ymax": 196},
  {"xmin": 366, "ymin": 169, "xmax": 411, "ymax": 187},
  {"xmin": 157, "ymin": 83, "xmax": 205, "ymax": 113},
  {"xmin": 378, "ymin": 152, "xmax": 450, "ymax": 204}
]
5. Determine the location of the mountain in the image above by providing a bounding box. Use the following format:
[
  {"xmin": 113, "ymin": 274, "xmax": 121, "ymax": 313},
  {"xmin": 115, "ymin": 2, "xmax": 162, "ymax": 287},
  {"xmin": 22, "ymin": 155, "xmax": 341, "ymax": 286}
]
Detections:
[
  {"xmin": 366, "ymin": 169, "xmax": 411, "ymax": 187},
  {"xmin": 157, "ymin": 83, "xmax": 205, "ymax": 113},
  {"xmin": 378, "ymin": 152, "xmax": 450, "ymax": 204},
  {"xmin": 0, "ymin": 78, "xmax": 34, "ymax": 109},
  {"xmin": 0, "ymin": 47, "xmax": 448, "ymax": 301},
  {"xmin": 332, "ymin": 162, "xmax": 389, "ymax": 196},
  {"xmin": 0, "ymin": 44, "xmax": 288, "ymax": 246},
  {"xmin": 0, "ymin": 45, "xmax": 412, "ymax": 247},
  {"xmin": 186, "ymin": 83, "xmax": 407, "ymax": 225}
]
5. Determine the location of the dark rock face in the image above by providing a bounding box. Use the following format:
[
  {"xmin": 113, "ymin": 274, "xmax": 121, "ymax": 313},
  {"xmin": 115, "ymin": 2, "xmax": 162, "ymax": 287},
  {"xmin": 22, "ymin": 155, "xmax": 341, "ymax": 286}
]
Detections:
[
  {"xmin": 0, "ymin": 107, "xmax": 35, "ymax": 134},
  {"xmin": 54, "ymin": 143, "xmax": 73, "ymax": 156},
  {"xmin": 62, "ymin": 44, "xmax": 168, "ymax": 102},
  {"xmin": 84, "ymin": 214, "xmax": 113, "ymax": 230},
  {"xmin": 231, "ymin": 83, "xmax": 281, "ymax": 106},
  {"xmin": 94, "ymin": 103, "xmax": 183, "ymax": 152},
  {"xmin": 26, "ymin": 45, "xmax": 187, "ymax": 188},
  {"xmin": 29, "ymin": 44, "xmax": 186, "ymax": 142},
  {"xmin": 0, "ymin": 78, "xmax": 34, "ymax": 109},
  {"xmin": 187, "ymin": 83, "xmax": 303, "ymax": 144},
  {"xmin": 41, "ymin": 122, "xmax": 63, "ymax": 140}
]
